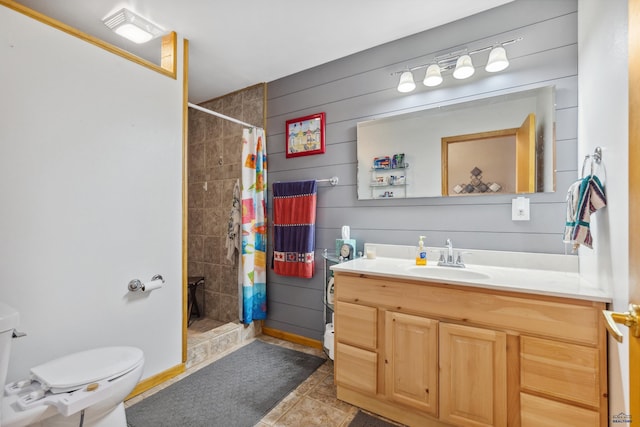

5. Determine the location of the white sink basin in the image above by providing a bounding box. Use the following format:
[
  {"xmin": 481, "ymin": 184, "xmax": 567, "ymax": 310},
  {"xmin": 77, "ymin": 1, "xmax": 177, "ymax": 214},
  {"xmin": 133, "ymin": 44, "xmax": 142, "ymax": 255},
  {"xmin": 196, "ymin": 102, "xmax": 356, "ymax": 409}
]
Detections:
[{"xmin": 405, "ymin": 266, "xmax": 490, "ymax": 281}]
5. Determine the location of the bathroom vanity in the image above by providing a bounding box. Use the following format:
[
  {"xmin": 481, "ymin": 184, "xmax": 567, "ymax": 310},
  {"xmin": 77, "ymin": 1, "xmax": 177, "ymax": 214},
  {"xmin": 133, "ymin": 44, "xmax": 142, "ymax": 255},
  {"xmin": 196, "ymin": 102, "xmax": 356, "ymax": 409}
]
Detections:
[{"xmin": 331, "ymin": 247, "xmax": 610, "ymax": 427}]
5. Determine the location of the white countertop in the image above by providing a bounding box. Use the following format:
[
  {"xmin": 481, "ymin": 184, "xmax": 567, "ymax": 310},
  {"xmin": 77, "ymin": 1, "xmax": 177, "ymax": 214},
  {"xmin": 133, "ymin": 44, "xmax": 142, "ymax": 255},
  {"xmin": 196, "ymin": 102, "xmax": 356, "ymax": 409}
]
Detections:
[{"xmin": 329, "ymin": 244, "xmax": 612, "ymax": 303}]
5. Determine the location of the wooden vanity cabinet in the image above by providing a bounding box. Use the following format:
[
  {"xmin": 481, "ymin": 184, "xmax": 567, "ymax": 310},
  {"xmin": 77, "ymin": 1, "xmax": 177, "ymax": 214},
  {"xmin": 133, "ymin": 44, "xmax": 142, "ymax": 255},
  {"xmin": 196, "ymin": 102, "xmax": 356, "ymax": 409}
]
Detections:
[{"xmin": 333, "ymin": 272, "xmax": 608, "ymax": 427}]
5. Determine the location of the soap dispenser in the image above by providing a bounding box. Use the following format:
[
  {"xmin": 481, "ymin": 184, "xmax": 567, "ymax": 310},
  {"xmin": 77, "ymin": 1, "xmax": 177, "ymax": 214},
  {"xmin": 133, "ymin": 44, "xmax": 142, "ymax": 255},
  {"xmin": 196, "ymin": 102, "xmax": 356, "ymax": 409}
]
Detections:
[{"xmin": 415, "ymin": 235, "xmax": 427, "ymax": 265}]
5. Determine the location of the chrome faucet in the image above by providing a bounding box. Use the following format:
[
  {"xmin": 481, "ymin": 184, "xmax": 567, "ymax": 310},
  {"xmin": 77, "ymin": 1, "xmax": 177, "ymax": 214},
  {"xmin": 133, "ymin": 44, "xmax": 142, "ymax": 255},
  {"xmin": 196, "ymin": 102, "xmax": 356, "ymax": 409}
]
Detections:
[
  {"xmin": 446, "ymin": 238, "xmax": 454, "ymax": 263},
  {"xmin": 438, "ymin": 239, "xmax": 465, "ymax": 268}
]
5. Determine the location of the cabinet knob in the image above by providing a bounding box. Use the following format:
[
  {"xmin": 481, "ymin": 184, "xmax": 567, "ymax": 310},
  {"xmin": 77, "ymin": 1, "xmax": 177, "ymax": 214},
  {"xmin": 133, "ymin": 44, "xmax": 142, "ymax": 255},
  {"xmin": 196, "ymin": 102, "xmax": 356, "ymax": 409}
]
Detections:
[{"xmin": 602, "ymin": 303, "xmax": 640, "ymax": 343}]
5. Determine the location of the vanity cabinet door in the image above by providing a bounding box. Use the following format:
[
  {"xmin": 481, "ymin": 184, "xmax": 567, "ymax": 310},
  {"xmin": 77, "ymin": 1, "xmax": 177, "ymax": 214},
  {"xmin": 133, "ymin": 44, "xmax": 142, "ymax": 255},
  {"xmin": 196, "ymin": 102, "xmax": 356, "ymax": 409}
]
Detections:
[
  {"xmin": 439, "ymin": 323, "xmax": 507, "ymax": 427},
  {"xmin": 384, "ymin": 311, "xmax": 438, "ymax": 416}
]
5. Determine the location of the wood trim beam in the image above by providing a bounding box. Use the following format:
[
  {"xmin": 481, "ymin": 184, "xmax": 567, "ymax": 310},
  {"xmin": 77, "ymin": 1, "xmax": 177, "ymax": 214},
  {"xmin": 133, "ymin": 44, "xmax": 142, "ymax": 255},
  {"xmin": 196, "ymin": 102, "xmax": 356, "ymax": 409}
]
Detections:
[
  {"xmin": 161, "ymin": 32, "xmax": 177, "ymax": 76},
  {"xmin": 0, "ymin": 0, "xmax": 177, "ymax": 79},
  {"xmin": 629, "ymin": 0, "xmax": 640, "ymax": 420},
  {"xmin": 182, "ymin": 38, "xmax": 190, "ymax": 363}
]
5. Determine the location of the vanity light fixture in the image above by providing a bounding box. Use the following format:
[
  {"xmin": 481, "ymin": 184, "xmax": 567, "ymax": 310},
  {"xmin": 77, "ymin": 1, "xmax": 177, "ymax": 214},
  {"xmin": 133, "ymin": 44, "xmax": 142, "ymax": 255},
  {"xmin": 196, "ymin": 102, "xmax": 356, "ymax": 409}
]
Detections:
[
  {"xmin": 394, "ymin": 37, "xmax": 522, "ymax": 93},
  {"xmin": 102, "ymin": 8, "xmax": 165, "ymax": 44}
]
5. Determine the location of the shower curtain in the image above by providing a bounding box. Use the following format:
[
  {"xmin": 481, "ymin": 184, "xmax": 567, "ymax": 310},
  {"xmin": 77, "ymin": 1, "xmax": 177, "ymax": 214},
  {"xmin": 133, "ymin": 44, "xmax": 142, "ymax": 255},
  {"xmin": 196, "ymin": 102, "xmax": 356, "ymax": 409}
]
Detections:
[{"xmin": 241, "ymin": 127, "xmax": 267, "ymax": 323}]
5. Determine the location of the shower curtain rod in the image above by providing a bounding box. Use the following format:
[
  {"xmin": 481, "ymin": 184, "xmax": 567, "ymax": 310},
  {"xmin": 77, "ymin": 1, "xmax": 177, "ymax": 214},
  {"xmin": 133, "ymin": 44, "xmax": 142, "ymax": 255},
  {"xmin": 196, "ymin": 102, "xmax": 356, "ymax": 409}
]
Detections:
[{"xmin": 187, "ymin": 102, "xmax": 261, "ymax": 129}]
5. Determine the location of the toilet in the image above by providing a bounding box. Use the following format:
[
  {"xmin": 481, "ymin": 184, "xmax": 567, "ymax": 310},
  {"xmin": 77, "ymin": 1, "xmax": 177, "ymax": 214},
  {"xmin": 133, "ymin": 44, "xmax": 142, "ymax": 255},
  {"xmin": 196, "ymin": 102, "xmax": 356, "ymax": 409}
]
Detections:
[{"xmin": 0, "ymin": 302, "xmax": 144, "ymax": 427}]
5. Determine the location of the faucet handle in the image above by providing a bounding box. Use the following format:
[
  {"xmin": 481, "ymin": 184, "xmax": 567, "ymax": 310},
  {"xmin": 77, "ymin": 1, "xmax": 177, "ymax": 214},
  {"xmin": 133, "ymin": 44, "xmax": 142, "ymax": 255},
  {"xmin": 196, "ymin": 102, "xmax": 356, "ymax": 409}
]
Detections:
[{"xmin": 455, "ymin": 251, "xmax": 472, "ymax": 266}]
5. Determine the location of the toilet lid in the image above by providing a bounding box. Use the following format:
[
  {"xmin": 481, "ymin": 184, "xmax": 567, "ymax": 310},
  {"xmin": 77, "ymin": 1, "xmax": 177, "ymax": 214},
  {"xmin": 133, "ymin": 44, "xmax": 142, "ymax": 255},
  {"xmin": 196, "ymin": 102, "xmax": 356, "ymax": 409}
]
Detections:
[{"xmin": 30, "ymin": 346, "xmax": 144, "ymax": 393}]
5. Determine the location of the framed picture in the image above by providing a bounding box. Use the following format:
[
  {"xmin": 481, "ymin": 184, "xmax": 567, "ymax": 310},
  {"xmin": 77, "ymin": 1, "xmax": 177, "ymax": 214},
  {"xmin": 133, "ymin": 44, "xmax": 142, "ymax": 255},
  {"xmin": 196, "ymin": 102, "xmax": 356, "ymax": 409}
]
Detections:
[{"xmin": 285, "ymin": 112, "xmax": 326, "ymax": 158}]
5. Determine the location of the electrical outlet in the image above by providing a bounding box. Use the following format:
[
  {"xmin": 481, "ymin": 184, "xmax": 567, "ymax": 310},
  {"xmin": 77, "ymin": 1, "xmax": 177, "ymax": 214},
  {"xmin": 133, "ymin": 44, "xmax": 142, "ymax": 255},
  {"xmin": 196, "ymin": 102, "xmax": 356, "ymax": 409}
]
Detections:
[{"xmin": 512, "ymin": 196, "xmax": 530, "ymax": 221}]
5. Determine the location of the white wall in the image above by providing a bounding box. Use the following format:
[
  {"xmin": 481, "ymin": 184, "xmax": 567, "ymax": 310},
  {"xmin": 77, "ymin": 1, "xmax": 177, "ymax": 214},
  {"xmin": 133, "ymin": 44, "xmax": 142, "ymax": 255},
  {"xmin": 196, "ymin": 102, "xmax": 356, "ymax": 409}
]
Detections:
[
  {"xmin": 578, "ymin": 0, "xmax": 629, "ymax": 419},
  {"xmin": 0, "ymin": 6, "xmax": 183, "ymax": 382}
]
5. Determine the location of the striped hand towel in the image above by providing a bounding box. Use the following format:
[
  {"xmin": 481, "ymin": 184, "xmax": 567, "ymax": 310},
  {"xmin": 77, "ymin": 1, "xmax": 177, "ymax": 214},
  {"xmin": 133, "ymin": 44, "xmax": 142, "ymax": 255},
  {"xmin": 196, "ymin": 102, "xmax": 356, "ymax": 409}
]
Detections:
[
  {"xmin": 564, "ymin": 175, "xmax": 606, "ymax": 250},
  {"xmin": 272, "ymin": 180, "xmax": 317, "ymax": 278}
]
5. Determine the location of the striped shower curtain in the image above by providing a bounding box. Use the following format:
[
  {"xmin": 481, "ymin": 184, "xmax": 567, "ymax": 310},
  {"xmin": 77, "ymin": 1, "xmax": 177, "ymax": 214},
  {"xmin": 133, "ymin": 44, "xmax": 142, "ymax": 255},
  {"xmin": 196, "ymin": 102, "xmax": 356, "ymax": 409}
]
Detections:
[{"xmin": 241, "ymin": 127, "xmax": 267, "ymax": 323}]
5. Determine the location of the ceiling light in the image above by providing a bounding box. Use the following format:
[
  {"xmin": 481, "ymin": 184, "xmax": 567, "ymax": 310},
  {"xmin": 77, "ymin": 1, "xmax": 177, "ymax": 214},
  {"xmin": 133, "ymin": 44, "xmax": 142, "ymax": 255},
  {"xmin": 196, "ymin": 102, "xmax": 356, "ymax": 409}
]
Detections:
[
  {"xmin": 485, "ymin": 46, "xmax": 510, "ymax": 72},
  {"xmin": 102, "ymin": 8, "xmax": 165, "ymax": 44},
  {"xmin": 397, "ymin": 71, "xmax": 416, "ymax": 93},
  {"xmin": 453, "ymin": 54, "xmax": 475, "ymax": 79},
  {"xmin": 423, "ymin": 64, "xmax": 443, "ymax": 87}
]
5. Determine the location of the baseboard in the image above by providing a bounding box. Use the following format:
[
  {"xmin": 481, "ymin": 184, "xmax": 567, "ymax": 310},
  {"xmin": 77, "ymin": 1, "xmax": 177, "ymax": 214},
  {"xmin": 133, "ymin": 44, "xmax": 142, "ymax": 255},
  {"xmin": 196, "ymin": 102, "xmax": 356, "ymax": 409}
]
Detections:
[
  {"xmin": 126, "ymin": 363, "xmax": 185, "ymax": 400},
  {"xmin": 262, "ymin": 326, "xmax": 323, "ymax": 350}
]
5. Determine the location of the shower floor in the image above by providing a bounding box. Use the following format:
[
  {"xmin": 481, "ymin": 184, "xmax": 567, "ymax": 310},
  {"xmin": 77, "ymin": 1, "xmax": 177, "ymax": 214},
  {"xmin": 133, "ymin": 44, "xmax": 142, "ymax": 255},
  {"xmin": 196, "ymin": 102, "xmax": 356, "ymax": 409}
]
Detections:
[{"xmin": 187, "ymin": 317, "xmax": 226, "ymax": 335}]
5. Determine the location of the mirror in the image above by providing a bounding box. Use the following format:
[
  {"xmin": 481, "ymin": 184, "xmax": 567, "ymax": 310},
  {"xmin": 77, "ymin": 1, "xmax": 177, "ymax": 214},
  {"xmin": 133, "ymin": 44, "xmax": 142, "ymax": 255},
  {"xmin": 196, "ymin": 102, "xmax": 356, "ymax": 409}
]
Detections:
[{"xmin": 356, "ymin": 86, "xmax": 555, "ymax": 200}]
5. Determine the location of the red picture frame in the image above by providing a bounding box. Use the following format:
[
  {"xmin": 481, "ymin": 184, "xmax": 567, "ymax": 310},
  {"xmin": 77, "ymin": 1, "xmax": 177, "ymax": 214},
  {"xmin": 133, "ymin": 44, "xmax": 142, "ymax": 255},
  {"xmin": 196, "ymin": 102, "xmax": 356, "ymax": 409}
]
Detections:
[{"xmin": 285, "ymin": 112, "xmax": 326, "ymax": 158}]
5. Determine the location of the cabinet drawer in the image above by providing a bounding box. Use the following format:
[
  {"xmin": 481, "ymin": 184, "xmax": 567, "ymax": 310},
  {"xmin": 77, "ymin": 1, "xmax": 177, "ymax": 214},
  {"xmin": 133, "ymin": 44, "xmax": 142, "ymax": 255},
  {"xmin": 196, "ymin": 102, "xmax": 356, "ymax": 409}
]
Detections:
[
  {"xmin": 335, "ymin": 342, "xmax": 377, "ymax": 394},
  {"xmin": 520, "ymin": 393, "xmax": 599, "ymax": 427},
  {"xmin": 335, "ymin": 301, "xmax": 377, "ymax": 350},
  {"xmin": 521, "ymin": 336, "xmax": 599, "ymax": 408}
]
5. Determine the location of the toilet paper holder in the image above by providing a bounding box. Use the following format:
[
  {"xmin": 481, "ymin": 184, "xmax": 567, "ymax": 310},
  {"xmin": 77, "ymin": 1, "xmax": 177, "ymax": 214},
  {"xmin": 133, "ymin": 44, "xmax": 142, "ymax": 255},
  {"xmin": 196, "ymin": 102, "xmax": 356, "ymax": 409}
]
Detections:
[{"xmin": 128, "ymin": 274, "xmax": 164, "ymax": 292}]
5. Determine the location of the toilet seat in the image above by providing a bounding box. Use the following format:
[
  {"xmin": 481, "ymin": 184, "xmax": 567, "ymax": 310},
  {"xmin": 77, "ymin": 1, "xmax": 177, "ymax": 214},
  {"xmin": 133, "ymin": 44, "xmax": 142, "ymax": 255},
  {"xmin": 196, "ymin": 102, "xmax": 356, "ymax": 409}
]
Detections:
[
  {"xmin": 30, "ymin": 347, "xmax": 144, "ymax": 394},
  {"xmin": 5, "ymin": 346, "xmax": 144, "ymax": 418}
]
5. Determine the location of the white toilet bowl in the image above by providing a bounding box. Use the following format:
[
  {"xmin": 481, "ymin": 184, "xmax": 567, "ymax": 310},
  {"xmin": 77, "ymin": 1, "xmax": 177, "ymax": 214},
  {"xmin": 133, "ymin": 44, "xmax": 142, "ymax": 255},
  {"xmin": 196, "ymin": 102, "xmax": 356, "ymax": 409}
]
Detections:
[{"xmin": 0, "ymin": 303, "xmax": 144, "ymax": 427}]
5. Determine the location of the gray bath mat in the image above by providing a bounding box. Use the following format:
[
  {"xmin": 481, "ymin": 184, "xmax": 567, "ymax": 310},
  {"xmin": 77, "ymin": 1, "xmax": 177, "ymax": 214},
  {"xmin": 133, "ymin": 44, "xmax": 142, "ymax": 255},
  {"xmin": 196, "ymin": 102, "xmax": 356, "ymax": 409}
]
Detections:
[{"xmin": 126, "ymin": 340, "xmax": 325, "ymax": 427}]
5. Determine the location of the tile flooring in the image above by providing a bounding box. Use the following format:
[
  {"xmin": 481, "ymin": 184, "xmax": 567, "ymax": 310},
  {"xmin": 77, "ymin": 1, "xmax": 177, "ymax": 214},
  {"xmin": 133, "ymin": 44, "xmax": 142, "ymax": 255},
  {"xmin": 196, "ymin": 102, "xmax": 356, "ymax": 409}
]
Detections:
[{"xmin": 125, "ymin": 319, "xmax": 403, "ymax": 427}]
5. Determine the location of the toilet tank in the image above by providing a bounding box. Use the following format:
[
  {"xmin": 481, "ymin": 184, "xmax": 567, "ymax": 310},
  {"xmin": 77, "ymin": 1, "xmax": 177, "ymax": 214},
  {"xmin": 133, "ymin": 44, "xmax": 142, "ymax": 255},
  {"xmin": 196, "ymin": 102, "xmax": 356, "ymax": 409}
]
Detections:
[{"xmin": 0, "ymin": 302, "xmax": 19, "ymax": 390}]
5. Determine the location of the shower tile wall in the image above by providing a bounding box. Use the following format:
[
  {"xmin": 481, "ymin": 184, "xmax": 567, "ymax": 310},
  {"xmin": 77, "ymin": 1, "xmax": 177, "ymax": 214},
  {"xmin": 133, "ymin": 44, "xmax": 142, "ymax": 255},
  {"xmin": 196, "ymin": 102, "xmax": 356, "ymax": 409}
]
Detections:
[{"xmin": 188, "ymin": 83, "xmax": 266, "ymax": 323}]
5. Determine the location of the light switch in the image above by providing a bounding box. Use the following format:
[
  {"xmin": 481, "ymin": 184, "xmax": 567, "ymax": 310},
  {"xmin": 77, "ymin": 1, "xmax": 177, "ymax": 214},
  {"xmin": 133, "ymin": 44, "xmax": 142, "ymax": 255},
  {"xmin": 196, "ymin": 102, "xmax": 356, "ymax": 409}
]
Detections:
[{"xmin": 512, "ymin": 196, "xmax": 530, "ymax": 221}]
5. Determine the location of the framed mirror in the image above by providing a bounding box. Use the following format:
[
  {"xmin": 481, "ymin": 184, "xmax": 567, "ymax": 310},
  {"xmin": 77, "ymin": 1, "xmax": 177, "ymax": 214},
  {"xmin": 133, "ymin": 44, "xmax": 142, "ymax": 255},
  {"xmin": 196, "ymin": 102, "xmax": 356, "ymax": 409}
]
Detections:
[{"xmin": 356, "ymin": 86, "xmax": 555, "ymax": 200}]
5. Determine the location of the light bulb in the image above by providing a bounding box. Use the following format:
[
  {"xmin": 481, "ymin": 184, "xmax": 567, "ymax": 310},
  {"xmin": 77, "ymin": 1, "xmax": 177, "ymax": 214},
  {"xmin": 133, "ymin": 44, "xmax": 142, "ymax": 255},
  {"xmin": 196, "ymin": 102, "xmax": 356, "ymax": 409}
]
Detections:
[
  {"xmin": 423, "ymin": 64, "xmax": 443, "ymax": 87},
  {"xmin": 453, "ymin": 55, "xmax": 475, "ymax": 79},
  {"xmin": 397, "ymin": 71, "xmax": 416, "ymax": 93},
  {"xmin": 485, "ymin": 46, "xmax": 509, "ymax": 72}
]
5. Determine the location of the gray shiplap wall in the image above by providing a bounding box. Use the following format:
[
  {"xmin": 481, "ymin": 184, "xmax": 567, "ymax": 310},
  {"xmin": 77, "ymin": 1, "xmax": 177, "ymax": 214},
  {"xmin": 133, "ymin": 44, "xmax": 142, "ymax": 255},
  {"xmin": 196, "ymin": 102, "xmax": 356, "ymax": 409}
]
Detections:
[{"xmin": 265, "ymin": 0, "xmax": 578, "ymax": 341}]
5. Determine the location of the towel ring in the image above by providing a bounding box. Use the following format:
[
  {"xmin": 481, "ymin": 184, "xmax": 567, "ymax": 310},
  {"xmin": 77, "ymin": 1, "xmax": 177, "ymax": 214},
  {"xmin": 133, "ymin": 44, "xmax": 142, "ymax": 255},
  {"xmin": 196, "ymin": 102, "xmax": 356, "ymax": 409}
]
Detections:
[{"xmin": 581, "ymin": 147, "xmax": 603, "ymax": 178}]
